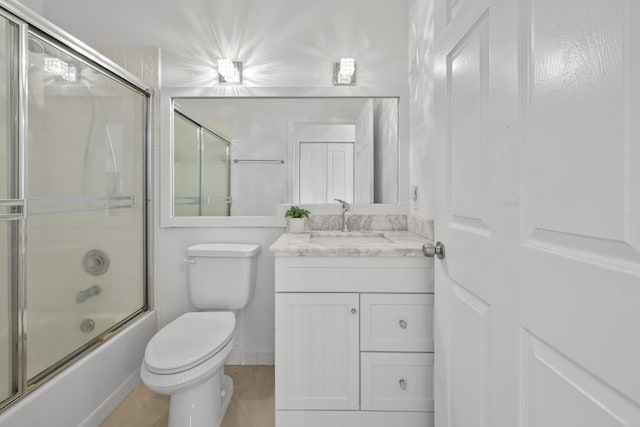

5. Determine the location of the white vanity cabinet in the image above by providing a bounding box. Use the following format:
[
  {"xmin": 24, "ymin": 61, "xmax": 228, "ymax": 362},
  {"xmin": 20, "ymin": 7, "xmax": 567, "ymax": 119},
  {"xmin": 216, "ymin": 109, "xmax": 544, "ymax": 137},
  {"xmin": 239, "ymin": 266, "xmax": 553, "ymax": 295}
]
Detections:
[{"xmin": 274, "ymin": 256, "xmax": 434, "ymax": 427}]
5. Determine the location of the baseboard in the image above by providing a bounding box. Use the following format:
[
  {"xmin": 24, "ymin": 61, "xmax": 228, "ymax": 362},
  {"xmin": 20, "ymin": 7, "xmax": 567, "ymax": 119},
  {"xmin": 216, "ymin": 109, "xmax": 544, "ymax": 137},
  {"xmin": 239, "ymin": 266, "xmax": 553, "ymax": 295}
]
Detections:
[
  {"xmin": 227, "ymin": 350, "xmax": 274, "ymax": 365},
  {"xmin": 276, "ymin": 410, "xmax": 434, "ymax": 427}
]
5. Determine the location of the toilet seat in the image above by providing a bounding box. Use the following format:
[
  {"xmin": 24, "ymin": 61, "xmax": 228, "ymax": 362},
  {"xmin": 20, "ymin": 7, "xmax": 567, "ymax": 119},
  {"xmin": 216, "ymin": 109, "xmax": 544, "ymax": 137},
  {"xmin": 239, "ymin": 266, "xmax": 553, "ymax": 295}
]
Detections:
[{"xmin": 144, "ymin": 312, "xmax": 235, "ymax": 375}]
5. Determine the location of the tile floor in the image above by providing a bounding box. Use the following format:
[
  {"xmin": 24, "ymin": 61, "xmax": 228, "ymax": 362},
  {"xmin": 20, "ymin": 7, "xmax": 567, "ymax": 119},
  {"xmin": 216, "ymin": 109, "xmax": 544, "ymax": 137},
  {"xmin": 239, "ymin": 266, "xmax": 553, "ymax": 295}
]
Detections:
[{"xmin": 100, "ymin": 365, "xmax": 275, "ymax": 427}]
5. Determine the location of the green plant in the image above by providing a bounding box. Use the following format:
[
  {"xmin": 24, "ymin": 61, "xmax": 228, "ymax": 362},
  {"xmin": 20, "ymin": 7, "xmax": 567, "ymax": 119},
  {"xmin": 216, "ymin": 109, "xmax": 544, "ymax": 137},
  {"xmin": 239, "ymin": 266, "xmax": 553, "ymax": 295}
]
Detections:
[{"xmin": 285, "ymin": 206, "xmax": 310, "ymax": 219}]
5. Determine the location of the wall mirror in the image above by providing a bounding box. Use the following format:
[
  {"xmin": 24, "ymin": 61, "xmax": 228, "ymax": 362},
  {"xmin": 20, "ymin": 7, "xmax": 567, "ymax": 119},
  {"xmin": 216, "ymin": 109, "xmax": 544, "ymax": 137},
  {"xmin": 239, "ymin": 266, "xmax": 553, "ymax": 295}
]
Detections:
[{"xmin": 160, "ymin": 88, "xmax": 409, "ymax": 227}]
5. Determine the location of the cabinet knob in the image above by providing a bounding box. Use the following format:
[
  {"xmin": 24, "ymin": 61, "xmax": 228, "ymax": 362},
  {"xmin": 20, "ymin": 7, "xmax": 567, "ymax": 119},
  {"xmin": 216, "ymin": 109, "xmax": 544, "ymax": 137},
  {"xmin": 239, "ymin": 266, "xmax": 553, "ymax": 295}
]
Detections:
[
  {"xmin": 351, "ymin": 308, "xmax": 357, "ymax": 314},
  {"xmin": 399, "ymin": 378, "xmax": 407, "ymax": 390},
  {"xmin": 399, "ymin": 319, "xmax": 407, "ymax": 329}
]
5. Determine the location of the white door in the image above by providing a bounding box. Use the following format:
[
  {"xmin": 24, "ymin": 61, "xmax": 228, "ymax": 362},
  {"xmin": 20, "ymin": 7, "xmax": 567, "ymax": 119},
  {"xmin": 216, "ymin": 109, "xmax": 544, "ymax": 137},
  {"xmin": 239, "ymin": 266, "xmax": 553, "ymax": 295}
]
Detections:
[
  {"xmin": 275, "ymin": 293, "xmax": 359, "ymax": 410},
  {"xmin": 433, "ymin": 0, "xmax": 640, "ymax": 426},
  {"xmin": 299, "ymin": 142, "xmax": 327, "ymax": 203},
  {"xmin": 299, "ymin": 142, "xmax": 354, "ymax": 203},
  {"xmin": 326, "ymin": 142, "xmax": 354, "ymax": 203}
]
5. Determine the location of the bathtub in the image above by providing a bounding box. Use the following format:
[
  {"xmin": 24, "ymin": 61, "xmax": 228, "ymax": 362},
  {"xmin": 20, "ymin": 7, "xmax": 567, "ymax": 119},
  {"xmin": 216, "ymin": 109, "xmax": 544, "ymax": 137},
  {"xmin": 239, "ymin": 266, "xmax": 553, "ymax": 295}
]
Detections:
[
  {"xmin": 0, "ymin": 310, "xmax": 156, "ymax": 427},
  {"xmin": 25, "ymin": 311, "xmax": 145, "ymax": 379}
]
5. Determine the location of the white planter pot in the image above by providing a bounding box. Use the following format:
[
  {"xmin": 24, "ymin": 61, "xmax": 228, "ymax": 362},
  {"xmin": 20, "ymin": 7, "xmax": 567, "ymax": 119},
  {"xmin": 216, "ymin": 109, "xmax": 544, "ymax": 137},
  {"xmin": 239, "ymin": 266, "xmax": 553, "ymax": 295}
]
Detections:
[{"xmin": 287, "ymin": 217, "xmax": 306, "ymax": 233}]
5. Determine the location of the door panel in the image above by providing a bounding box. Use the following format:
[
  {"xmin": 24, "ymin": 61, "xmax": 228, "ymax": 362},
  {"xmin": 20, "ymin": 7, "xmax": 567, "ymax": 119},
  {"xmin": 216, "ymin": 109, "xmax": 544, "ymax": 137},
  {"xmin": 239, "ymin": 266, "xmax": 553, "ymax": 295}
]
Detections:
[
  {"xmin": 449, "ymin": 283, "xmax": 489, "ymax": 427},
  {"xmin": 522, "ymin": 332, "xmax": 640, "ymax": 427},
  {"xmin": 523, "ymin": 0, "xmax": 640, "ymax": 270},
  {"xmin": 519, "ymin": 0, "xmax": 640, "ymax": 410},
  {"xmin": 327, "ymin": 142, "xmax": 354, "ymax": 203},
  {"xmin": 448, "ymin": 11, "xmax": 491, "ymax": 237},
  {"xmin": 299, "ymin": 143, "xmax": 327, "ymax": 203},
  {"xmin": 436, "ymin": 4, "xmax": 497, "ymax": 427},
  {"xmin": 433, "ymin": 0, "xmax": 640, "ymax": 426},
  {"xmin": 0, "ymin": 13, "xmax": 19, "ymax": 404}
]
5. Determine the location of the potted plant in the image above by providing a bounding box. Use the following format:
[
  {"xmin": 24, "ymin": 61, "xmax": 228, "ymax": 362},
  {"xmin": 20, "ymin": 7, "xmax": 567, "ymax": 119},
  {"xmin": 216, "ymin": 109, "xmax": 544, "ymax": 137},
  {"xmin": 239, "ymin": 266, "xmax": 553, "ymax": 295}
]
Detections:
[{"xmin": 285, "ymin": 206, "xmax": 310, "ymax": 233}]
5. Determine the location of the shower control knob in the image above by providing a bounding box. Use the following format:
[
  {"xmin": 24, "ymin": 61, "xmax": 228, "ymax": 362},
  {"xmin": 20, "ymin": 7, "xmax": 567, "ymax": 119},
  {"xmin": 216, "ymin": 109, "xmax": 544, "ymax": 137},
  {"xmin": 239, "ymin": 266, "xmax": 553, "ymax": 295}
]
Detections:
[{"xmin": 82, "ymin": 249, "xmax": 110, "ymax": 276}]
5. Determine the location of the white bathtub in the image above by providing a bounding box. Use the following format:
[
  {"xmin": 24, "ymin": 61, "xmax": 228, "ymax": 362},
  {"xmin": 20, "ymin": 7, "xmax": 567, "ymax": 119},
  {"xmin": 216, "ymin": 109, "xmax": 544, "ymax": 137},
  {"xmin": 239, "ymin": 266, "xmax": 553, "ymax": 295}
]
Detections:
[{"xmin": 0, "ymin": 310, "xmax": 156, "ymax": 427}]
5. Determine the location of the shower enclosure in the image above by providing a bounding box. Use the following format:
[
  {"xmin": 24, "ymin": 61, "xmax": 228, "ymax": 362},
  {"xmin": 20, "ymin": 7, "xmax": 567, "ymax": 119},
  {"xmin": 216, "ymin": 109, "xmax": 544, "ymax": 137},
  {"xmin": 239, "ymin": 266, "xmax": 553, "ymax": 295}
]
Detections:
[
  {"xmin": 0, "ymin": 4, "xmax": 150, "ymax": 411},
  {"xmin": 173, "ymin": 110, "xmax": 231, "ymax": 217}
]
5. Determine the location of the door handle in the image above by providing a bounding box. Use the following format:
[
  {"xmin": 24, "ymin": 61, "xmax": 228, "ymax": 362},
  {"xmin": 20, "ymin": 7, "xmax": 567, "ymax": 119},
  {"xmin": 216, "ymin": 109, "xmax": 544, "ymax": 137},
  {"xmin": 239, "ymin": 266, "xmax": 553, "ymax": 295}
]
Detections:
[{"xmin": 422, "ymin": 242, "xmax": 445, "ymax": 260}]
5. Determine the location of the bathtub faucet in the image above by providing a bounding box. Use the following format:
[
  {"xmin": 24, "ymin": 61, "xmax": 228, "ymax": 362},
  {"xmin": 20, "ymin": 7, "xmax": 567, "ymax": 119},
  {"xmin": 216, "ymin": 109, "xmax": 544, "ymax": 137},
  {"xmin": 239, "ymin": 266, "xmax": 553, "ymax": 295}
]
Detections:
[{"xmin": 76, "ymin": 285, "xmax": 102, "ymax": 303}]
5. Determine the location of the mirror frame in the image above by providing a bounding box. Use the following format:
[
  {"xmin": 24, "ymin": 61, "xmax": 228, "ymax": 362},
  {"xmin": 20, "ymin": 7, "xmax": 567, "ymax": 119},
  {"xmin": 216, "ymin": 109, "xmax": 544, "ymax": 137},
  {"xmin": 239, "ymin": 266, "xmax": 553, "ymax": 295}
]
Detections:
[{"xmin": 160, "ymin": 86, "xmax": 410, "ymax": 228}]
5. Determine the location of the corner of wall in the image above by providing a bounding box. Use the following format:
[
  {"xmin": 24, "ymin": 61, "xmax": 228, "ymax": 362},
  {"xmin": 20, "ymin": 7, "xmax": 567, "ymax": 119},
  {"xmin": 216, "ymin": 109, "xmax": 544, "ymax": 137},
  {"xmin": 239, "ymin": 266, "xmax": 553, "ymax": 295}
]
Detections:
[{"xmin": 408, "ymin": 0, "xmax": 437, "ymax": 234}]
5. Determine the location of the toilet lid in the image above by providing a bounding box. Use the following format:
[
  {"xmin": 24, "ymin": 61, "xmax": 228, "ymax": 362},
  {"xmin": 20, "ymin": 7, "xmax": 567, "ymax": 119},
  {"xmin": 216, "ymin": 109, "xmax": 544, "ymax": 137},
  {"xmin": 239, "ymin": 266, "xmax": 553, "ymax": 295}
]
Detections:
[{"xmin": 144, "ymin": 312, "xmax": 235, "ymax": 374}]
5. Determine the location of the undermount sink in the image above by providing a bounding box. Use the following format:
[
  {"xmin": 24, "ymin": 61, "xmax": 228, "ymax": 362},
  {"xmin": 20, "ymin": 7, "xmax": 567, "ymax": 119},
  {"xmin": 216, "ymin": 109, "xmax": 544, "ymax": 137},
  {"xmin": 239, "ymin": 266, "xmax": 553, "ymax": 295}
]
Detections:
[{"xmin": 308, "ymin": 232, "xmax": 389, "ymax": 245}]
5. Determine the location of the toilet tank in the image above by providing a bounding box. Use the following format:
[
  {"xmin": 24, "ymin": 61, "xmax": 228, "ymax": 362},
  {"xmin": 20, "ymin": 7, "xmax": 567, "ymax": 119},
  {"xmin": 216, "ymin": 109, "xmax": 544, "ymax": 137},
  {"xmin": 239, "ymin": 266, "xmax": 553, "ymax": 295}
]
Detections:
[{"xmin": 186, "ymin": 243, "xmax": 261, "ymax": 310}]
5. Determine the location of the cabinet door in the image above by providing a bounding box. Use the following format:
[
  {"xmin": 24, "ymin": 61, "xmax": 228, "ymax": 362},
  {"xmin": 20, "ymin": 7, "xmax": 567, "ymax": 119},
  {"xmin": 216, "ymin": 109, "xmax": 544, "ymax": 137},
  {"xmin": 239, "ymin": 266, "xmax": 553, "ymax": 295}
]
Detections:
[{"xmin": 275, "ymin": 293, "xmax": 359, "ymax": 410}]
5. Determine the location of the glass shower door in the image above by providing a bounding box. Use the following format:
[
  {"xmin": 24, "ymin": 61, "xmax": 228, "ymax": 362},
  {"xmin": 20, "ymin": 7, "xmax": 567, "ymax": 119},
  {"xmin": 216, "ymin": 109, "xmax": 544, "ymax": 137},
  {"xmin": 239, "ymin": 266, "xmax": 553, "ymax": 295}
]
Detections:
[
  {"xmin": 25, "ymin": 34, "xmax": 147, "ymax": 382},
  {"xmin": 0, "ymin": 13, "xmax": 19, "ymax": 404},
  {"xmin": 200, "ymin": 130, "xmax": 230, "ymax": 216},
  {"xmin": 173, "ymin": 112, "xmax": 201, "ymax": 216}
]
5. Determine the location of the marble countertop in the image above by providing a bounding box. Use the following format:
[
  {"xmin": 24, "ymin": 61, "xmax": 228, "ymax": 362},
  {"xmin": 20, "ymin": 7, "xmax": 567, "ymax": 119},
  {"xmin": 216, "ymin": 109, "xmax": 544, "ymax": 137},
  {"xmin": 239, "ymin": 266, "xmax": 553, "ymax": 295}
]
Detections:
[{"xmin": 269, "ymin": 230, "xmax": 431, "ymax": 257}]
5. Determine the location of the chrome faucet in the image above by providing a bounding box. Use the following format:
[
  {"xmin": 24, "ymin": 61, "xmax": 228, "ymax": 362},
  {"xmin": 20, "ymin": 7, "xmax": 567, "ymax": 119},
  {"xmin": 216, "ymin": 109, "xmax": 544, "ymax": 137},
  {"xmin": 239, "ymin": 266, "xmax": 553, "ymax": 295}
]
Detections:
[
  {"xmin": 76, "ymin": 285, "xmax": 102, "ymax": 303},
  {"xmin": 334, "ymin": 198, "xmax": 350, "ymax": 232}
]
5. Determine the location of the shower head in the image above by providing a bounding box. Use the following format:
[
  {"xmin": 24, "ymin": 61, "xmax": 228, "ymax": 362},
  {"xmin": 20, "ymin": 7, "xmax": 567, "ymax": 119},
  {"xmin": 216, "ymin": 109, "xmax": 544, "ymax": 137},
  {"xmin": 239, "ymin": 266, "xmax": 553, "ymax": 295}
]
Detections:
[{"xmin": 28, "ymin": 38, "xmax": 45, "ymax": 54}]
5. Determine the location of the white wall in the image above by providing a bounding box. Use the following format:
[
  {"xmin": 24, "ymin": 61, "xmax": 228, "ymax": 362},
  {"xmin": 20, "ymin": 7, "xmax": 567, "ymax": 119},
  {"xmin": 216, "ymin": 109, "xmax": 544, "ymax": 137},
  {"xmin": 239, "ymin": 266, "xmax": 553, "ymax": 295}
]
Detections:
[
  {"xmin": 15, "ymin": 0, "xmax": 42, "ymax": 14},
  {"xmin": 41, "ymin": 0, "xmax": 409, "ymax": 89},
  {"xmin": 373, "ymin": 98, "xmax": 399, "ymax": 203},
  {"xmin": 408, "ymin": 0, "xmax": 437, "ymax": 222},
  {"xmin": 37, "ymin": 0, "xmax": 410, "ymax": 364}
]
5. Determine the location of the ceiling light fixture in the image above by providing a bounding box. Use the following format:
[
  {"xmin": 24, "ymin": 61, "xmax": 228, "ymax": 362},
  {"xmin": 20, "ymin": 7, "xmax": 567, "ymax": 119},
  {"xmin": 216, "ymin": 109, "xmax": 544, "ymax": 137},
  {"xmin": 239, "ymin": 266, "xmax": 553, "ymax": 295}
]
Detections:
[
  {"xmin": 217, "ymin": 59, "xmax": 242, "ymax": 84},
  {"xmin": 333, "ymin": 57, "xmax": 356, "ymax": 85}
]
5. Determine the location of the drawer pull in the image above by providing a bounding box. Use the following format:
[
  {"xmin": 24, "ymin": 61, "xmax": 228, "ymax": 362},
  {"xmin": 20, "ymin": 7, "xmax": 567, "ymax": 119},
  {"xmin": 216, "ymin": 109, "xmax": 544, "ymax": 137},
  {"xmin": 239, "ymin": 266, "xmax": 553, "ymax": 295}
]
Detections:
[
  {"xmin": 351, "ymin": 308, "xmax": 357, "ymax": 314},
  {"xmin": 399, "ymin": 319, "xmax": 407, "ymax": 329},
  {"xmin": 399, "ymin": 378, "xmax": 407, "ymax": 390}
]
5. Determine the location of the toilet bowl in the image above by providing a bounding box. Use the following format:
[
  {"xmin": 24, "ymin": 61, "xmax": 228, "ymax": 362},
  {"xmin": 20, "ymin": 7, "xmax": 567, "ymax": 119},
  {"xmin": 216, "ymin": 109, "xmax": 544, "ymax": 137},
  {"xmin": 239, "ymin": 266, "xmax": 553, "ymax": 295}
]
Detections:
[
  {"xmin": 141, "ymin": 312, "xmax": 236, "ymax": 427},
  {"xmin": 141, "ymin": 243, "xmax": 260, "ymax": 427}
]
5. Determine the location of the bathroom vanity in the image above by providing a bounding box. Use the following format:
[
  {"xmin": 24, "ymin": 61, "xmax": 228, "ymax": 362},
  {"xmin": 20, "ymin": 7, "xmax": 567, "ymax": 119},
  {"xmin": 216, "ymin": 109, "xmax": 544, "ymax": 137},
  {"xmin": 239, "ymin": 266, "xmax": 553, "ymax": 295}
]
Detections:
[{"xmin": 270, "ymin": 231, "xmax": 434, "ymax": 427}]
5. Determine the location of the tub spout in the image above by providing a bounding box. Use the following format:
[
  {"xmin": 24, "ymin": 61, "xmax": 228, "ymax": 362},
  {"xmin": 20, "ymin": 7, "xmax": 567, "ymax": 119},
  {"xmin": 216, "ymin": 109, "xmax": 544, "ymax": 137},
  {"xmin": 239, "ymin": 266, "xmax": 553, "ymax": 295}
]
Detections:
[{"xmin": 76, "ymin": 285, "xmax": 102, "ymax": 303}]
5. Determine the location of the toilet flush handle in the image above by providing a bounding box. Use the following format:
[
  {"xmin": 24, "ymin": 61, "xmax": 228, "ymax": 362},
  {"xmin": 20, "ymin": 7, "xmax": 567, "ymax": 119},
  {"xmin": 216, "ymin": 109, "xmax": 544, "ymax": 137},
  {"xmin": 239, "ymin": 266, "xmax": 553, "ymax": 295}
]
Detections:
[{"xmin": 183, "ymin": 257, "xmax": 196, "ymax": 264}]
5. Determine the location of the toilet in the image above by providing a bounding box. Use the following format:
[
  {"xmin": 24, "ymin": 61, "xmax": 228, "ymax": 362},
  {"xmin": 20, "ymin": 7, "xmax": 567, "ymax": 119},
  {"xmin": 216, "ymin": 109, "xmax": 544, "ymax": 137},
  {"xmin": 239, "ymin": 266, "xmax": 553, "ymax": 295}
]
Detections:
[{"xmin": 140, "ymin": 243, "xmax": 260, "ymax": 427}]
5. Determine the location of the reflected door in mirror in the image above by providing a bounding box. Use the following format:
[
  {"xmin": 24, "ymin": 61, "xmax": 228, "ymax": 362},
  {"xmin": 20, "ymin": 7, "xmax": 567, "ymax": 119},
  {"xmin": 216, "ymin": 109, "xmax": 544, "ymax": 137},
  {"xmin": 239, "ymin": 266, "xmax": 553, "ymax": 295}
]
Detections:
[{"xmin": 299, "ymin": 142, "xmax": 354, "ymax": 203}]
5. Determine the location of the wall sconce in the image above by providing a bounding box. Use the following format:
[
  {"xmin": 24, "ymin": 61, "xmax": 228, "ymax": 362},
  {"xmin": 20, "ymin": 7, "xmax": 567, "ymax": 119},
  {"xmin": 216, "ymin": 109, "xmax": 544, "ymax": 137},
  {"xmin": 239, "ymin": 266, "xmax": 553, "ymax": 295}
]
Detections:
[
  {"xmin": 333, "ymin": 58, "xmax": 356, "ymax": 85},
  {"xmin": 217, "ymin": 59, "xmax": 242, "ymax": 84}
]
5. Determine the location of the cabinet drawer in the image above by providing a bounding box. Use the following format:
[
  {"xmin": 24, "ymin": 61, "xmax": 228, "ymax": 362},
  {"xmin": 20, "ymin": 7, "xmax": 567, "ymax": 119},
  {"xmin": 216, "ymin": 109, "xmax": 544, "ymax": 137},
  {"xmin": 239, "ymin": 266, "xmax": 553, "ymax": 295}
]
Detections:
[
  {"xmin": 360, "ymin": 293, "xmax": 433, "ymax": 352},
  {"xmin": 361, "ymin": 352, "xmax": 434, "ymax": 412}
]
